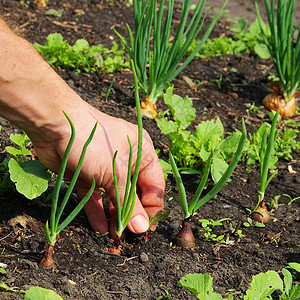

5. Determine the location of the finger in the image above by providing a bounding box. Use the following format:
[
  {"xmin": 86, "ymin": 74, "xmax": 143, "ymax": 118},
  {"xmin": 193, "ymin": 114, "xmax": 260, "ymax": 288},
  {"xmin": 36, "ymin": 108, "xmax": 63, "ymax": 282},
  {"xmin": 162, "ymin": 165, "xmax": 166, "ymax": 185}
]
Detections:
[
  {"xmin": 109, "ymin": 192, "xmax": 150, "ymax": 236},
  {"xmin": 77, "ymin": 186, "xmax": 109, "ymax": 235},
  {"xmin": 136, "ymin": 153, "xmax": 165, "ymax": 220}
]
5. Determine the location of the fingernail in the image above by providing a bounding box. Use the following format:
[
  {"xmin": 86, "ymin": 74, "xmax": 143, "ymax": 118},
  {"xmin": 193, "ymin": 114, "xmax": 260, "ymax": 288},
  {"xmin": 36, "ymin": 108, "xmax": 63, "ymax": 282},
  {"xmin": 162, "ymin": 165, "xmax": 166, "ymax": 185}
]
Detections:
[{"xmin": 130, "ymin": 214, "xmax": 149, "ymax": 233}]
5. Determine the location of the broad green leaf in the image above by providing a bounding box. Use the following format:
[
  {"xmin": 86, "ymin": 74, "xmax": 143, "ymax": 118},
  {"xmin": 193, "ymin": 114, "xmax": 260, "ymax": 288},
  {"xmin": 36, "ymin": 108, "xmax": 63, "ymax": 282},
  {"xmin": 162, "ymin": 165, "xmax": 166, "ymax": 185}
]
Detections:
[
  {"xmin": 289, "ymin": 262, "xmax": 300, "ymax": 273},
  {"xmin": 73, "ymin": 39, "xmax": 89, "ymax": 53},
  {"xmin": 6, "ymin": 146, "xmax": 31, "ymax": 158},
  {"xmin": 282, "ymin": 268, "xmax": 293, "ymax": 296},
  {"xmin": 6, "ymin": 133, "xmax": 31, "ymax": 157},
  {"xmin": 0, "ymin": 269, "xmax": 6, "ymax": 274},
  {"xmin": 211, "ymin": 156, "xmax": 228, "ymax": 183},
  {"xmin": 254, "ymin": 43, "xmax": 270, "ymax": 59},
  {"xmin": 244, "ymin": 270, "xmax": 283, "ymax": 300},
  {"xmin": 24, "ymin": 286, "xmax": 63, "ymax": 300},
  {"xmin": 220, "ymin": 131, "xmax": 243, "ymax": 160},
  {"xmin": 45, "ymin": 33, "xmax": 65, "ymax": 48},
  {"xmin": 8, "ymin": 159, "xmax": 51, "ymax": 200},
  {"xmin": 159, "ymin": 159, "xmax": 172, "ymax": 179},
  {"xmin": 178, "ymin": 274, "xmax": 223, "ymax": 299},
  {"xmin": 194, "ymin": 118, "xmax": 224, "ymax": 145},
  {"xmin": 163, "ymin": 87, "xmax": 196, "ymax": 130},
  {"xmin": 156, "ymin": 118, "xmax": 178, "ymax": 134}
]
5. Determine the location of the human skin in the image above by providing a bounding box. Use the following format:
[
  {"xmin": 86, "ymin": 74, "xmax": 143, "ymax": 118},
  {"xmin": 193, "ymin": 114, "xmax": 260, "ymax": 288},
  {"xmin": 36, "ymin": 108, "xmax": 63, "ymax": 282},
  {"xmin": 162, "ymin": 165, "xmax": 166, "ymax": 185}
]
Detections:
[{"xmin": 0, "ymin": 19, "xmax": 165, "ymax": 236}]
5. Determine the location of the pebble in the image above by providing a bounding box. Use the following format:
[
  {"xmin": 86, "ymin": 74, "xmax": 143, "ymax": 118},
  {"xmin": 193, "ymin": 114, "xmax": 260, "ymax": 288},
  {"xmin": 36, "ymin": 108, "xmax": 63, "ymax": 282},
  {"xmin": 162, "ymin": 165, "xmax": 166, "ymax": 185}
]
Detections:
[{"xmin": 139, "ymin": 252, "xmax": 149, "ymax": 263}]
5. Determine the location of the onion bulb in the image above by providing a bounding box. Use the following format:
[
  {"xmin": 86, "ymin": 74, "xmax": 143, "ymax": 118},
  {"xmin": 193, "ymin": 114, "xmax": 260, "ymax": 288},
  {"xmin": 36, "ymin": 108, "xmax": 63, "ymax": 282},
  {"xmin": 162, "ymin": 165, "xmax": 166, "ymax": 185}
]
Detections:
[
  {"xmin": 175, "ymin": 220, "xmax": 195, "ymax": 249},
  {"xmin": 251, "ymin": 201, "xmax": 270, "ymax": 224}
]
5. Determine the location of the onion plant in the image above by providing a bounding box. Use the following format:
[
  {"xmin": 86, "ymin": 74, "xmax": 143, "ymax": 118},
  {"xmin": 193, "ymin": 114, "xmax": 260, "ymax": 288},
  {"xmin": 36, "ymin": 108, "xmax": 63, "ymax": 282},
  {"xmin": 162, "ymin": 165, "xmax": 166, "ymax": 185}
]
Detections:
[
  {"xmin": 108, "ymin": 61, "xmax": 143, "ymax": 254},
  {"xmin": 255, "ymin": 0, "xmax": 300, "ymax": 117},
  {"xmin": 115, "ymin": 0, "xmax": 228, "ymax": 118},
  {"xmin": 40, "ymin": 112, "xmax": 97, "ymax": 268},
  {"xmin": 170, "ymin": 119, "xmax": 247, "ymax": 248},
  {"xmin": 250, "ymin": 111, "xmax": 279, "ymax": 224}
]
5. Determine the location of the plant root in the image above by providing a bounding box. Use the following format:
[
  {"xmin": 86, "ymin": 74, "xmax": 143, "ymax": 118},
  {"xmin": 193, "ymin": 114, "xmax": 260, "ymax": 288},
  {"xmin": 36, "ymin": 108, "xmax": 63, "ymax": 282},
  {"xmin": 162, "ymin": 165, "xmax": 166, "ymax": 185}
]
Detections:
[
  {"xmin": 251, "ymin": 200, "xmax": 270, "ymax": 224},
  {"xmin": 175, "ymin": 219, "xmax": 195, "ymax": 249},
  {"xmin": 39, "ymin": 244, "xmax": 55, "ymax": 269},
  {"xmin": 140, "ymin": 96, "xmax": 158, "ymax": 119},
  {"xmin": 262, "ymin": 82, "xmax": 297, "ymax": 117}
]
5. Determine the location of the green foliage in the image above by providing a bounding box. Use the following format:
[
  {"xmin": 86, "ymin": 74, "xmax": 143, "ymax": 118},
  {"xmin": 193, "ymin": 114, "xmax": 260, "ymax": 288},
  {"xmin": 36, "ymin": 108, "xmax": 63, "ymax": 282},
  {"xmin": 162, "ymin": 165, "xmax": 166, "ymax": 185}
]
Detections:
[
  {"xmin": 24, "ymin": 286, "xmax": 63, "ymax": 300},
  {"xmin": 116, "ymin": 0, "xmax": 228, "ymax": 104},
  {"xmin": 156, "ymin": 86, "xmax": 244, "ymax": 183},
  {"xmin": 255, "ymin": 0, "xmax": 300, "ymax": 100},
  {"xmin": 169, "ymin": 119, "xmax": 247, "ymax": 219},
  {"xmin": 111, "ymin": 62, "xmax": 143, "ymax": 238},
  {"xmin": 33, "ymin": 33, "xmax": 129, "ymax": 73},
  {"xmin": 4, "ymin": 132, "xmax": 51, "ymax": 199},
  {"xmin": 148, "ymin": 209, "xmax": 170, "ymax": 230},
  {"xmin": 190, "ymin": 18, "xmax": 271, "ymax": 59},
  {"xmin": 245, "ymin": 114, "xmax": 300, "ymax": 169},
  {"xmin": 243, "ymin": 217, "xmax": 265, "ymax": 228},
  {"xmin": 178, "ymin": 263, "xmax": 300, "ymax": 299},
  {"xmin": 0, "ymin": 281, "xmax": 63, "ymax": 299},
  {"xmin": 199, "ymin": 218, "xmax": 231, "ymax": 243},
  {"xmin": 178, "ymin": 273, "xmax": 223, "ymax": 299},
  {"xmin": 45, "ymin": 113, "xmax": 97, "ymax": 246}
]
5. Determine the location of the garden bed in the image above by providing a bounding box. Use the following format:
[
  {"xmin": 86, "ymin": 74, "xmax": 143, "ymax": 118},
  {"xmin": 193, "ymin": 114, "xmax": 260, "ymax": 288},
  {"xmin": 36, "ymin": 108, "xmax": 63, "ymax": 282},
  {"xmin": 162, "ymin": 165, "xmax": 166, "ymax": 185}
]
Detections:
[{"xmin": 0, "ymin": 0, "xmax": 299, "ymax": 299}]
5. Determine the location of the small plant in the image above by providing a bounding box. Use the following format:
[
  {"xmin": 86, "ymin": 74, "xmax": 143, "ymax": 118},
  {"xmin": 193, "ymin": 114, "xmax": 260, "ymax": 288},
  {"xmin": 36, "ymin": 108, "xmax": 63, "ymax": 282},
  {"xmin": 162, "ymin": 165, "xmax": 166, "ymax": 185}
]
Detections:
[
  {"xmin": 34, "ymin": 33, "xmax": 129, "ymax": 73},
  {"xmin": 250, "ymin": 111, "xmax": 279, "ymax": 224},
  {"xmin": 156, "ymin": 86, "xmax": 245, "ymax": 183},
  {"xmin": 5, "ymin": 132, "xmax": 51, "ymax": 199},
  {"xmin": 243, "ymin": 217, "xmax": 265, "ymax": 228},
  {"xmin": 199, "ymin": 218, "xmax": 231, "ymax": 243},
  {"xmin": 178, "ymin": 262, "xmax": 300, "ymax": 299},
  {"xmin": 40, "ymin": 112, "xmax": 97, "ymax": 269},
  {"xmin": 245, "ymin": 112, "xmax": 300, "ymax": 170},
  {"xmin": 189, "ymin": 17, "xmax": 271, "ymax": 60},
  {"xmin": 255, "ymin": 0, "xmax": 300, "ymax": 117},
  {"xmin": 115, "ymin": 0, "xmax": 228, "ymax": 118},
  {"xmin": 282, "ymin": 194, "xmax": 300, "ymax": 205},
  {"xmin": 170, "ymin": 119, "xmax": 247, "ymax": 248},
  {"xmin": 108, "ymin": 61, "xmax": 143, "ymax": 255}
]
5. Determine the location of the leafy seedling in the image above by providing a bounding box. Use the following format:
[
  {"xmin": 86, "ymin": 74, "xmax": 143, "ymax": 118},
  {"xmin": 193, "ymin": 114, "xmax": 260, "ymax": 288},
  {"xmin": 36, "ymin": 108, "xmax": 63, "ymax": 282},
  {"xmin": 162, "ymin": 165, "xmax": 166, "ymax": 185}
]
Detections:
[
  {"xmin": 40, "ymin": 112, "xmax": 97, "ymax": 268},
  {"xmin": 243, "ymin": 217, "xmax": 265, "ymax": 228},
  {"xmin": 170, "ymin": 119, "xmax": 247, "ymax": 248},
  {"xmin": 199, "ymin": 218, "xmax": 231, "ymax": 243},
  {"xmin": 6, "ymin": 132, "xmax": 51, "ymax": 199},
  {"xmin": 178, "ymin": 262, "xmax": 300, "ymax": 299},
  {"xmin": 156, "ymin": 86, "xmax": 244, "ymax": 183}
]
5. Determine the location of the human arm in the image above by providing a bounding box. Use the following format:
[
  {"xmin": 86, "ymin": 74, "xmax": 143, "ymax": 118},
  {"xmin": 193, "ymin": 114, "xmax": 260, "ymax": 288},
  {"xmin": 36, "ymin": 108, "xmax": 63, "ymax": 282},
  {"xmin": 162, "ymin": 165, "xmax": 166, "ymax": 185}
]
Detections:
[{"xmin": 0, "ymin": 19, "xmax": 165, "ymax": 235}]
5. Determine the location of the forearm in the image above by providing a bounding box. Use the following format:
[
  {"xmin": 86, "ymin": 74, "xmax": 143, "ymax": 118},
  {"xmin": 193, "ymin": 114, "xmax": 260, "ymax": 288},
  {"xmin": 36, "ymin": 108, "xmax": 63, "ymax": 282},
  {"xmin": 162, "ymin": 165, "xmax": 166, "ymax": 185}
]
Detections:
[{"xmin": 0, "ymin": 19, "xmax": 84, "ymax": 141}]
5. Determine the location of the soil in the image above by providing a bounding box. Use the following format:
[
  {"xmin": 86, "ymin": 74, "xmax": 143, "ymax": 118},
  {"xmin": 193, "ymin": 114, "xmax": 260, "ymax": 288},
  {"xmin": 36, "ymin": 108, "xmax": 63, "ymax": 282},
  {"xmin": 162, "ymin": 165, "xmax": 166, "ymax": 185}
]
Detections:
[{"xmin": 0, "ymin": 1, "xmax": 300, "ymax": 299}]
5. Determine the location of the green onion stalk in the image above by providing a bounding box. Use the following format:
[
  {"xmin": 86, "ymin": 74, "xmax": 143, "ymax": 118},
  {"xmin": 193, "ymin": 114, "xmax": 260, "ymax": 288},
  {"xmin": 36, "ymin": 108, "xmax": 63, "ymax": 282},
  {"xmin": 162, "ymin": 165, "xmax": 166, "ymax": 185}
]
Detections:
[
  {"xmin": 40, "ymin": 112, "xmax": 97, "ymax": 268},
  {"xmin": 251, "ymin": 111, "xmax": 279, "ymax": 224},
  {"xmin": 115, "ymin": 0, "xmax": 228, "ymax": 118},
  {"xmin": 108, "ymin": 60, "xmax": 143, "ymax": 255},
  {"xmin": 255, "ymin": 0, "xmax": 300, "ymax": 117},
  {"xmin": 170, "ymin": 119, "xmax": 247, "ymax": 248}
]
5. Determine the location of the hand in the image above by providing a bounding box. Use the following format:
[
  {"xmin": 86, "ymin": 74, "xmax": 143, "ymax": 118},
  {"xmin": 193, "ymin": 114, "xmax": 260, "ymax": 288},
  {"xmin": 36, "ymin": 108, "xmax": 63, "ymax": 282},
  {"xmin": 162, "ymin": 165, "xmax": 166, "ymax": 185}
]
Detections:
[
  {"xmin": 30, "ymin": 102, "xmax": 165, "ymax": 236},
  {"xmin": 0, "ymin": 21, "xmax": 164, "ymax": 237}
]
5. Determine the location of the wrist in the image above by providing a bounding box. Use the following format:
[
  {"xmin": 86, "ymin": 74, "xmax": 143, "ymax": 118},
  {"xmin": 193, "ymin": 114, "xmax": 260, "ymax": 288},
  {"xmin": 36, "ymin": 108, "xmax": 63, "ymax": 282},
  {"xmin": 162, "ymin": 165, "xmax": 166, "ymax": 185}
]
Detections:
[{"xmin": 0, "ymin": 27, "xmax": 86, "ymax": 142}]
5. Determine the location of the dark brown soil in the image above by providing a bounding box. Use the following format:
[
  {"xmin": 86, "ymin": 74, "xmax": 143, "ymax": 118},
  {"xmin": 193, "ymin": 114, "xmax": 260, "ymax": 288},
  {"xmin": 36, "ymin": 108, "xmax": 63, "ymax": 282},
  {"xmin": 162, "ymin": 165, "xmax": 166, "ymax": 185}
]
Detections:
[{"xmin": 0, "ymin": 1, "xmax": 299, "ymax": 299}]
